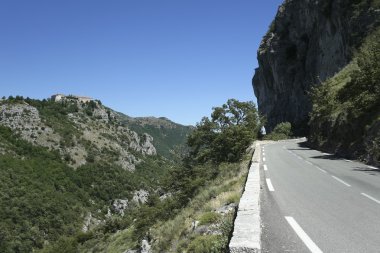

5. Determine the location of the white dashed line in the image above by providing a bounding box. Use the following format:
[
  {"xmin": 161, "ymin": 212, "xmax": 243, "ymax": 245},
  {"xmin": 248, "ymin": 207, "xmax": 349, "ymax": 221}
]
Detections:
[
  {"xmin": 315, "ymin": 166, "xmax": 327, "ymax": 173},
  {"xmin": 361, "ymin": 193, "xmax": 380, "ymax": 204},
  {"xmin": 332, "ymin": 176, "xmax": 351, "ymax": 187},
  {"xmin": 297, "ymin": 156, "xmax": 303, "ymax": 160},
  {"xmin": 323, "ymin": 153, "xmax": 331, "ymax": 156},
  {"xmin": 266, "ymin": 178, "xmax": 275, "ymax": 192},
  {"xmin": 263, "ymin": 157, "xmax": 266, "ymax": 162},
  {"xmin": 344, "ymin": 159, "xmax": 352, "ymax": 162},
  {"xmin": 367, "ymin": 166, "xmax": 379, "ymax": 170},
  {"xmin": 264, "ymin": 164, "xmax": 268, "ymax": 171},
  {"xmin": 285, "ymin": 216, "xmax": 323, "ymax": 253}
]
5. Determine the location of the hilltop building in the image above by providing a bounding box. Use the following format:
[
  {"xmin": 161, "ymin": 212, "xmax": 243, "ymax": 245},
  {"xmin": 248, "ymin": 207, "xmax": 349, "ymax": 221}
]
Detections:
[{"xmin": 51, "ymin": 94, "xmax": 93, "ymax": 103}]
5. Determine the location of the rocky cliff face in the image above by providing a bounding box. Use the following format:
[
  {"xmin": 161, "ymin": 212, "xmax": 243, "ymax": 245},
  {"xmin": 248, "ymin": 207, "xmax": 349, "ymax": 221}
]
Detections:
[{"xmin": 253, "ymin": 0, "xmax": 379, "ymax": 134}]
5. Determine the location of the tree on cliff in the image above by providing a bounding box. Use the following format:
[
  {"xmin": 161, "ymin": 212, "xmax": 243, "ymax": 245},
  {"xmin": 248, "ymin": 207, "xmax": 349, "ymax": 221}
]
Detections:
[{"xmin": 187, "ymin": 99, "xmax": 261, "ymax": 163}]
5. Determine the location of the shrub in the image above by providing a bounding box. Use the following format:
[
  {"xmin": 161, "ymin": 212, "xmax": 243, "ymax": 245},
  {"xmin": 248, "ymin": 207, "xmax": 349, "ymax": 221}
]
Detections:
[
  {"xmin": 198, "ymin": 212, "xmax": 221, "ymax": 226},
  {"xmin": 265, "ymin": 122, "xmax": 292, "ymax": 140},
  {"xmin": 186, "ymin": 235, "xmax": 224, "ymax": 253}
]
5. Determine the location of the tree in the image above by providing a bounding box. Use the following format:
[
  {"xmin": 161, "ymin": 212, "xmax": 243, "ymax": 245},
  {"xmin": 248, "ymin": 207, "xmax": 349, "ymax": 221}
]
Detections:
[{"xmin": 187, "ymin": 99, "xmax": 260, "ymax": 163}]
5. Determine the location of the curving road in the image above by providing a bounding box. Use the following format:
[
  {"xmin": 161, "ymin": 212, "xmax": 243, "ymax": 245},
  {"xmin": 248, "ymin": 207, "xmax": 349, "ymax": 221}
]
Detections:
[{"xmin": 260, "ymin": 139, "xmax": 380, "ymax": 253}]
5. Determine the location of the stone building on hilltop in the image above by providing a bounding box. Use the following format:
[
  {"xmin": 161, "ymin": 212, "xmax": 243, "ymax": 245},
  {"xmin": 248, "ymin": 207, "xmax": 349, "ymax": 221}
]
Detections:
[{"xmin": 51, "ymin": 94, "xmax": 93, "ymax": 103}]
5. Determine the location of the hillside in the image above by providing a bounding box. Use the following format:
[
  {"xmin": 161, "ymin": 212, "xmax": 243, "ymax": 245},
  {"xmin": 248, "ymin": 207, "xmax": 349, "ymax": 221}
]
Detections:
[
  {"xmin": 0, "ymin": 96, "xmax": 259, "ymax": 253},
  {"xmin": 0, "ymin": 96, "xmax": 190, "ymax": 252}
]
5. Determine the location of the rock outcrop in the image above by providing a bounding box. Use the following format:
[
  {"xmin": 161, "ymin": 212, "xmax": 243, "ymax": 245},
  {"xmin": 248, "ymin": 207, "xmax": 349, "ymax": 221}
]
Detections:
[{"xmin": 253, "ymin": 0, "xmax": 379, "ymax": 134}]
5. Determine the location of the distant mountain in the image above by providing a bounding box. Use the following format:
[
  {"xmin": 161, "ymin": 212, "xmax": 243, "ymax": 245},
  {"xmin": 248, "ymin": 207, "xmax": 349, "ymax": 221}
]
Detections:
[{"xmin": 119, "ymin": 115, "xmax": 193, "ymax": 160}]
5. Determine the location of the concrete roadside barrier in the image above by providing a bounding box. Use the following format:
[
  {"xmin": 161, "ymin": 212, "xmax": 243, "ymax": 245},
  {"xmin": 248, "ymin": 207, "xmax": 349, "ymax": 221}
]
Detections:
[{"xmin": 229, "ymin": 142, "xmax": 261, "ymax": 253}]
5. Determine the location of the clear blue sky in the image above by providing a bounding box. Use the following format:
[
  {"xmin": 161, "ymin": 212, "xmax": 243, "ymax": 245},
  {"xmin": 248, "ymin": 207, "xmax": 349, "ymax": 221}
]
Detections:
[{"xmin": 0, "ymin": 0, "xmax": 283, "ymax": 125}]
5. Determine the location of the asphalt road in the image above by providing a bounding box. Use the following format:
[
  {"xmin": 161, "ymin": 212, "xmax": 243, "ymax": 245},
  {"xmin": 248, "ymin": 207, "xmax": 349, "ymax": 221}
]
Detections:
[{"xmin": 260, "ymin": 139, "xmax": 380, "ymax": 253}]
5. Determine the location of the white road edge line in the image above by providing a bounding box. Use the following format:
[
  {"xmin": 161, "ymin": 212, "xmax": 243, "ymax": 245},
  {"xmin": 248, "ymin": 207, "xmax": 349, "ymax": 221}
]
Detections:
[
  {"xmin": 266, "ymin": 178, "xmax": 274, "ymax": 192},
  {"xmin": 264, "ymin": 164, "xmax": 268, "ymax": 171},
  {"xmin": 331, "ymin": 176, "xmax": 351, "ymax": 187},
  {"xmin": 361, "ymin": 193, "xmax": 380, "ymax": 204},
  {"xmin": 285, "ymin": 216, "xmax": 323, "ymax": 253},
  {"xmin": 305, "ymin": 161, "xmax": 313, "ymax": 165},
  {"xmin": 315, "ymin": 166, "xmax": 327, "ymax": 174}
]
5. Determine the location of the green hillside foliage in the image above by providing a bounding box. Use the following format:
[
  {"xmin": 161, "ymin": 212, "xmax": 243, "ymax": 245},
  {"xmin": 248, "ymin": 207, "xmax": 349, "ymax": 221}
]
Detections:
[
  {"xmin": 0, "ymin": 98, "xmax": 177, "ymax": 252},
  {"xmin": 187, "ymin": 99, "xmax": 261, "ymax": 164},
  {"xmin": 0, "ymin": 123, "xmax": 177, "ymax": 253},
  {"xmin": 0, "ymin": 126, "xmax": 87, "ymax": 253},
  {"xmin": 309, "ymin": 28, "xmax": 380, "ymax": 164}
]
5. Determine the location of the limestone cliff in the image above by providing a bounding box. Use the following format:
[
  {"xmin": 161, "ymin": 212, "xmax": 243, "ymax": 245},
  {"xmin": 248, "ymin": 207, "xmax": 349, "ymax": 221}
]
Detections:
[{"xmin": 253, "ymin": 0, "xmax": 379, "ymax": 134}]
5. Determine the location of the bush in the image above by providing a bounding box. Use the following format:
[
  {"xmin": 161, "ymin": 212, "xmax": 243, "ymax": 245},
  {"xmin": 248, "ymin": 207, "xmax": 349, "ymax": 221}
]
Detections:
[
  {"xmin": 186, "ymin": 235, "xmax": 225, "ymax": 253},
  {"xmin": 198, "ymin": 212, "xmax": 221, "ymax": 226},
  {"xmin": 265, "ymin": 122, "xmax": 292, "ymax": 140}
]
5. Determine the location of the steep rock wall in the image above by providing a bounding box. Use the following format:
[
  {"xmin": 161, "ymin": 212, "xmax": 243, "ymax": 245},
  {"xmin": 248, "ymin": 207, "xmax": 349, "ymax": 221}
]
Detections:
[{"xmin": 253, "ymin": 0, "xmax": 379, "ymax": 134}]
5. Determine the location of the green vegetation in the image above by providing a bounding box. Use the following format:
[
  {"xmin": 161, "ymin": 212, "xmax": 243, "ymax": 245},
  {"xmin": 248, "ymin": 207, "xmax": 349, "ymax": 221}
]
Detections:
[
  {"xmin": 0, "ymin": 98, "xmax": 176, "ymax": 252},
  {"xmin": 309, "ymin": 28, "xmax": 380, "ymax": 164},
  {"xmin": 186, "ymin": 235, "xmax": 224, "ymax": 253},
  {"xmin": 264, "ymin": 122, "xmax": 293, "ymax": 141},
  {"xmin": 187, "ymin": 99, "xmax": 261, "ymax": 163},
  {"xmin": 0, "ymin": 126, "xmax": 87, "ymax": 253},
  {"xmin": 198, "ymin": 212, "xmax": 221, "ymax": 226}
]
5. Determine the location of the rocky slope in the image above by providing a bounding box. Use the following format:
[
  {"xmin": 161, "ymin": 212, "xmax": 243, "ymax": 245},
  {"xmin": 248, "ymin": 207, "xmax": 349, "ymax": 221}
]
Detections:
[
  {"xmin": 253, "ymin": 0, "xmax": 380, "ymax": 134},
  {"xmin": 0, "ymin": 97, "xmax": 156, "ymax": 170}
]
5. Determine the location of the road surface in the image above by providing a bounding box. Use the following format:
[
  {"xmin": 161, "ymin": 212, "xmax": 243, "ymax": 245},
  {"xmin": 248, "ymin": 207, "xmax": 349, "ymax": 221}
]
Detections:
[{"xmin": 260, "ymin": 139, "xmax": 380, "ymax": 253}]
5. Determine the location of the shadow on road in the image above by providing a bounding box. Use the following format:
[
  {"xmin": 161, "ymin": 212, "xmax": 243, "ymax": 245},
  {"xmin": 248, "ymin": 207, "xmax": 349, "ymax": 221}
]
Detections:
[
  {"xmin": 353, "ymin": 167, "xmax": 380, "ymax": 175},
  {"xmin": 296, "ymin": 141, "xmax": 354, "ymax": 161}
]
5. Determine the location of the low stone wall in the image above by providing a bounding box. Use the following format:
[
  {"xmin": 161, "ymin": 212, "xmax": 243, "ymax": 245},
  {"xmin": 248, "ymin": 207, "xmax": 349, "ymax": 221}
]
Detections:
[{"xmin": 229, "ymin": 142, "xmax": 261, "ymax": 253}]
